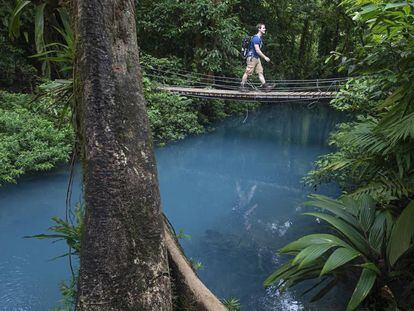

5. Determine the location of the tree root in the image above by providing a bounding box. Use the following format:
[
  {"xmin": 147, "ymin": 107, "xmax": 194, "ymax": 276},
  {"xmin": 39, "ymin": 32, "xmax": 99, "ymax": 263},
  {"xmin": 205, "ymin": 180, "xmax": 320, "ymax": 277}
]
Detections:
[{"xmin": 164, "ymin": 219, "xmax": 227, "ymax": 311}]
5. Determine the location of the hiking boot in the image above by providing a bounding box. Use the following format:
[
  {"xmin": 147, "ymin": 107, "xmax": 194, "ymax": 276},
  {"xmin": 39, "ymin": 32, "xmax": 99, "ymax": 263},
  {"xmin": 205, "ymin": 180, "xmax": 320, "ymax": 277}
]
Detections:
[
  {"xmin": 260, "ymin": 83, "xmax": 274, "ymax": 92},
  {"xmin": 239, "ymin": 85, "xmax": 250, "ymax": 93}
]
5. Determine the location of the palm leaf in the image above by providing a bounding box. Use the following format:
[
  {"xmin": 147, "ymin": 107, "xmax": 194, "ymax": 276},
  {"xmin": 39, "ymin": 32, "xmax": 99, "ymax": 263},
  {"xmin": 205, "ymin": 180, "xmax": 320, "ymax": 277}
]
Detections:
[
  {"xmin": 280, "ymin": 233, "xmax": 351, "ymax": 253},
  {"xmin": 304, "ymin": 212, "xmax": 370, "ymax": 255},
  {"xmin": 8, "ymin": 0, "xmax": 31, "ymax": 39},
  {"xmin": 320, "ymin": 247, "xmax": 361, "ymax": 276},
  {"xmin": 388, "ymin": 200, "xmax": 414, "ymax": 266},
  {"xmin": 263, "ymin": 259, "xmax": 295, "ymax": 287},
  {"xmin": 306, "ymin": 194, "xmax": 359, "ymax": 225},
  {"xmin": 358, "ymin": 194, "xmax": 376, "ymax": 232},
  {"xmin": 34, "ymin": 3, "xmax": 46, "ymax": 53},
  {"xmin": 346, "ymin": 268, "xmax": 377, "ymax": 311},
  {"xmin": 292, "ymin": 244, "xmax": 336, "ymax": 268},
  {"xmin": 368, "ymin": 210, "xmax": 393, "ymax": 252}
]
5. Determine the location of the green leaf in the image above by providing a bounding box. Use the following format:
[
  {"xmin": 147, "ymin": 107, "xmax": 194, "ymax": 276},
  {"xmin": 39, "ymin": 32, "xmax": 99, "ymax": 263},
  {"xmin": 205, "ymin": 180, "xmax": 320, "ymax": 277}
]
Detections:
[
  {"xmin": 304, "ymin": 212, "xmax": 369, "ymax": 255},
  {"xmin": 368, "ymin": 211, "xmax": 386, "ymax": 252},
  {"xmin": 263, "ymin": 260, "xmax": 295, "ymax": 287},
  {"xmin": 358, "ymin": 195, "xmax": 376, "ymax": 232},
  {"xmin": 355, "ymin": 4, "xmax": 380, "ymax": 21},
  {"xmin": 340, "ymin": 196, "xmax": 359, "ymax": 216},
  {"xmin": 280, "ymin": 234, "xmax": 351, "ymax": 253},
  {"xmin": 359, "ymin": 262, "xmax": 380, "ymax": 275},
  {"xmin": 292, "ymin": 244, "xmax": 335, "ymax": 268},
  {"xmin": 388, "ymin": 200, "xmax": 414, "ymax": 266},
  {"xmin": 8, "ymin": 0, "xmax": 31, "ymax": 39},
  {"xmin": 34, "ymin": 3, "xmax": 46, "ymax": 53},
  {"xmin": 384, "ymin": 3, "xmax": 409, "ymax": 10},
  {"xmin": 346, "ymin": 268, "xmax": 377, "ymax": 311},
  {"xmin": 403, "ymin": 5, "xmax": 411, "ymax": 15},
  {"xmin": 306, "ymin": 194, "xmax": 358, "ymax": 225},
  {"xmin": 321, "ymin": 247, "xmax": 361, "ymax": 276}
]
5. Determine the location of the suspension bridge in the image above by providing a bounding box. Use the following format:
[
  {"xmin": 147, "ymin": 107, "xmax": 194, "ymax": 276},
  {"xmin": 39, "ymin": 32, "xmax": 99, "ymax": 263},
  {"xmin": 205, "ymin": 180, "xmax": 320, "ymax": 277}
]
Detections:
[{"xmin": 144, "ymin": 65, "xmax": 346, "ymax": 103}]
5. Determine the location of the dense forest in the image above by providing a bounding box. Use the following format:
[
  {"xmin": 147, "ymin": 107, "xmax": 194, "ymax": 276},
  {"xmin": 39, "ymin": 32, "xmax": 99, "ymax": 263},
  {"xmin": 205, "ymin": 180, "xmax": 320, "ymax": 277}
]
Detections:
[{"xmin": 1, "ymin": 0, "xmax": 414, "ymax": 310}]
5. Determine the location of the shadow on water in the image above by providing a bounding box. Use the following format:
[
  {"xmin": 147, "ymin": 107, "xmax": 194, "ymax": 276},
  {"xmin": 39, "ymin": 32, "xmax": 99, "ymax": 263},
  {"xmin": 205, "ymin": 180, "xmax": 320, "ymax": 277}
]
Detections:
[{"xmin": 0, "ymin": 102, "xmax": 348, "ymax": 310}]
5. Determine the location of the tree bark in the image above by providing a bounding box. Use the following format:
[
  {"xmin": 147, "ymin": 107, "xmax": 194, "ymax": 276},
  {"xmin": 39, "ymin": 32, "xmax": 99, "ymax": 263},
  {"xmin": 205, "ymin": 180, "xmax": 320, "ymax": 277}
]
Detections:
[
  {"xmin": 163, "ymin": 219, "xmax": 227, "ymax": 311},
  {"xmin": 74, "ymin": 0, "xmax": 172, "ymax": 309}
]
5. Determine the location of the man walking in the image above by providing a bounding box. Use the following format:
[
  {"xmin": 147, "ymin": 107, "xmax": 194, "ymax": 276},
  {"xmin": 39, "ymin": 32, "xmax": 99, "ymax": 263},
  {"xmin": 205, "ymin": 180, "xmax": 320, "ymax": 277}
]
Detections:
[{"xmin": 240, "ymin": 23, "xmax": 273, "ymax": 92}]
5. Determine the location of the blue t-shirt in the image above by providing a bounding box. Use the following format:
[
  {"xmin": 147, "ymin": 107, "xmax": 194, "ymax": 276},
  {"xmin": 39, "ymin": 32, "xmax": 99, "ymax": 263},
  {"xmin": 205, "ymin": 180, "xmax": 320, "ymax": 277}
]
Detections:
[{"xmin": 247, "ymin": 35, "xmax": 263, "ymax": 59}]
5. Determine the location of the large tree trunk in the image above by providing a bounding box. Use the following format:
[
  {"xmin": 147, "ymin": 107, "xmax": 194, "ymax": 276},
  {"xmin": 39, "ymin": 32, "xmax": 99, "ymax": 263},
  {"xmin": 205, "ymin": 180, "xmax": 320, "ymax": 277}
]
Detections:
[{"xmin": 74, "ymin": 0, "xmax": 172, "ymax": 309}]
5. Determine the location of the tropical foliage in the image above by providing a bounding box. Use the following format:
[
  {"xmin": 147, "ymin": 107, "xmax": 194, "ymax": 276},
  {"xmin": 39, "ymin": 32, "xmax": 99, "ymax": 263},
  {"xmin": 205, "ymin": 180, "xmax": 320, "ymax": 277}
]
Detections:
[
  {"xmin": 270, "ymin": 1, "xmax": 414, "ymax": 309},
  {"xmin": 265, "ymin": 194, "xmax": 414, "ymax": 310},
  {"xmin": 0, "ymin": 91, "xmax": 73, "ymax": 185},
  {"xmin": 306, "ymin": 1, "xmax": 414, "ymax": 203},
  {"xmin": 136, "ymin": 0, "xmax": 355, "ymax": 79},
  {"xmin": 222, "ymin": 297, "xmax": 241, "ymax": 311}
]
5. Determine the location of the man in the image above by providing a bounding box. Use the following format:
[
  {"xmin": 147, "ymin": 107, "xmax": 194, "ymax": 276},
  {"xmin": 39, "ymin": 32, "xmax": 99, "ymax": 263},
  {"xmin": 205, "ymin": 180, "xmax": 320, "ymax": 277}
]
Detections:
[{"xmin": 240, "ymin": 23, "xmax": 273, "ymax": 92}]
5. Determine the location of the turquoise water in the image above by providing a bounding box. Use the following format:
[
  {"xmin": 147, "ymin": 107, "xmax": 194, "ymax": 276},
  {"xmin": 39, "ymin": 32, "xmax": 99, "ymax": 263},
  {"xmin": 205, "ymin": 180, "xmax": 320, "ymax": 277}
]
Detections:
[{"xmin": 0, "ymin": 103, "xmax": 345, "ymax": 310}]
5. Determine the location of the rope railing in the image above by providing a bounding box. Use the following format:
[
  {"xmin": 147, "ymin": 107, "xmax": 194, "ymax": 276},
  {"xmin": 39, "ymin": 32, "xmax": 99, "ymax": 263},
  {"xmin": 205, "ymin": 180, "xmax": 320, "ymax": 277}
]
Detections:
[
  {"xmin": 144, "ymin": 71, "xmax": 344, "ymax": 89},
  {"xmin": 144, "ymin": 73, "xmax": 340, "ymax": 91},
  {"xmin": 141, "ymin": 63, "xmax": 347, "ymax": 101},
  {"xmin": 142, "ymin": 64, "xmax": 348, "ymax": 83}
]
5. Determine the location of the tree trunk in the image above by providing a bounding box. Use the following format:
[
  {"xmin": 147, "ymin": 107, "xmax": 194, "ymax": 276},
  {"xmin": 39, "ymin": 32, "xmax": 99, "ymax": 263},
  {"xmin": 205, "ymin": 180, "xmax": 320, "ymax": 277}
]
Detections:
[{"xmin": 73, "ymin": 0, "xmax": 172, "ymax": 309}]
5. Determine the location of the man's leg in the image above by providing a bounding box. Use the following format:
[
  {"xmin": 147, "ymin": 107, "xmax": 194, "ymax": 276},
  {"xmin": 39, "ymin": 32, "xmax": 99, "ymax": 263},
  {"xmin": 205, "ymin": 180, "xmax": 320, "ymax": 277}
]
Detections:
[
  {"xmin": 258, "ymin": 73, "xmax": 266, "ymax": 85},
  {"xmin": 240, "ymin": 58, "xmax": 256, "ymax": 92},
  {"xmin": 256, "ymin": 60, "xmax": 272, "ymax": 91},
  {"xmin": 241, "ymin": 72, "xmax": 249, "ymax": 86},
  {"xmin": 256, "ymin": 60, "xmax": 265, "ymax": 85}
]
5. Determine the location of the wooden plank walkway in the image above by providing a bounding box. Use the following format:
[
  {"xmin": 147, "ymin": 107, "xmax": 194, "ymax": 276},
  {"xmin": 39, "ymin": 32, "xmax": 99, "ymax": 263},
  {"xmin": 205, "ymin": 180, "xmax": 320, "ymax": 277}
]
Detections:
[{"xmin": 159, "ymin": 86, "xmax": 337, "ymax": 101}]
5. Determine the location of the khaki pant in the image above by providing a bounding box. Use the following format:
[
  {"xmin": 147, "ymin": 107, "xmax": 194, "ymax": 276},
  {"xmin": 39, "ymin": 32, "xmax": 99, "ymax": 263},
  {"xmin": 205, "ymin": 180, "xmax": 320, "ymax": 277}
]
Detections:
[{"xmin": 244, "ymin": 57, "xmax": 263, "ymax": 76}]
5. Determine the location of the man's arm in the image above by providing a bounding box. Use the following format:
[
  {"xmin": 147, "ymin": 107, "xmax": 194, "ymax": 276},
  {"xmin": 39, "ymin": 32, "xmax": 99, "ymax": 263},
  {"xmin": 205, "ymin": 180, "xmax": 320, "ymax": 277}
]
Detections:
[{"xmin": 254, "ymin": 44, "xmax": 270, "ymax": 62}]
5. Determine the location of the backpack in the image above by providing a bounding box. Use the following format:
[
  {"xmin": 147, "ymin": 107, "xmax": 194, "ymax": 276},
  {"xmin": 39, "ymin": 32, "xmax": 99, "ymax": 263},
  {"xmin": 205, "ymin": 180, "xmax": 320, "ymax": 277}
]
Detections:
[{"xmin": 241, "ymin": 35, "xmax": 252, "ymax": 59}]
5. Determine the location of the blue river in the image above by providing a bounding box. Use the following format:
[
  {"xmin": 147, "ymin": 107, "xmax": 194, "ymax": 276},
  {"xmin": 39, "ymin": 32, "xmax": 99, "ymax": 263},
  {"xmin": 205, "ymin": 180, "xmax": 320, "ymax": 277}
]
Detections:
[{"xmin": 0, "ymin": 103, "xmax": 347, "ymax": 310}]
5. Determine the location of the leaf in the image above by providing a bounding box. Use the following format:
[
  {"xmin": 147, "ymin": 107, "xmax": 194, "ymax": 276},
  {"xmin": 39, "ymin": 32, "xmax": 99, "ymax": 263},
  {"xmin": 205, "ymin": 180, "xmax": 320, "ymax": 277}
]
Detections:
[
  {"xmin": 280, "ymin": 234, "xmax": 351, "ymax": 253},
  {"xmin": 8, "ymin": 0, "xmax": 31, "ymax": 39},
  {"xmin": 388, "ymin": 200, "xmax": 414, "ymax": 266},
  {"xmin": 359, "ymin": 262, "xmax": 380, "ymax": 275},
  {"xmin": 35, "ymin": 3, "xmax": 46, "ymax": 53},
  {"xmin": 368, "ymin": 211, "xmax": 388, "ymax": 252},
  {"xmin": 340, "ymin": 196, "xmax": 359, "ymax": 216},
  {"xmin": 358, "ymin": 195, "xmax": 376, "ymax": 232},
  {"xmin": 304, "ymin": 212, "xmax": 369, "ymax": 255},
  {"xmin": 24, "ymin": 233, "xmax": 69, "ymax": 239},
  {"xmin": 57, "ymin": 8, "xmax": 71, "ymax": 35},
  {"xmin": 292, "ymin": 244, "xmax": 335, "ymax": 268},
  {"xmin": 384, "ymin": 3, "xmax": 409, "ymax": 10},
  {"xmin": 346, "ymin": 268, "xmax": 376, "ymax": 311},
  {"xmin": 320, "ymin": 247, "xmax": 361, "ymax": 276},
  {"xmin": 264, "ymin": 260, "xmax": 295, "ymax": 287},
  {"xmin": 306, "ymin": 194, "xmax": 358, "ymax": 225},
  {"xmin": 355, "ymin": 4, "xmax": 380, "ymax": 21},
  {"xmin": 403, "ymin": 5, "xmax": 411, "ymax": 15}
]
